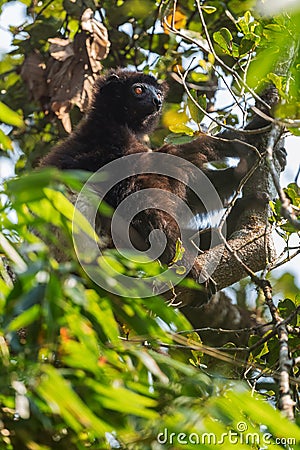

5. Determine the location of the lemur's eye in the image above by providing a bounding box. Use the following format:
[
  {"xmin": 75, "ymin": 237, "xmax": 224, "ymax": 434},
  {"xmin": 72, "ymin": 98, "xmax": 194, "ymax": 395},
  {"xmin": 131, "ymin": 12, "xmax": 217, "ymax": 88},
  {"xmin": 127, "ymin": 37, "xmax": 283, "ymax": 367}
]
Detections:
[{"xmin": 134, "ymin": 85, "xmax": 143, "ymax": 95}]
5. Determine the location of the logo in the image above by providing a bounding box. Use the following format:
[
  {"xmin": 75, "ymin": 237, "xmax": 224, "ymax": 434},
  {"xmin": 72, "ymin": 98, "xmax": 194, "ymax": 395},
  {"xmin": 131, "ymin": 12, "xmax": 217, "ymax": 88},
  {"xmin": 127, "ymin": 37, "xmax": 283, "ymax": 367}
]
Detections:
[{"xmin": 72, "ymin": 152, "xmax": 225, "ymax": 297}]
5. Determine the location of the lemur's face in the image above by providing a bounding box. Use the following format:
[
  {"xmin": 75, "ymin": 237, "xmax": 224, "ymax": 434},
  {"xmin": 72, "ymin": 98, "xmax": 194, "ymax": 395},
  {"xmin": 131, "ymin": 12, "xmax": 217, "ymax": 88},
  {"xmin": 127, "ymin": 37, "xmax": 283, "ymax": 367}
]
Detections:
[
  {"xmin": 120, "ymin": 74, "xmax": 166, "ymax": 132},
  {"xmin": 127, "ymin": 81, "xmax": 163, "ymax": 119},
  {"xmin": 97, "ymin": 71, "xmax": 168, "ymax": 133}
]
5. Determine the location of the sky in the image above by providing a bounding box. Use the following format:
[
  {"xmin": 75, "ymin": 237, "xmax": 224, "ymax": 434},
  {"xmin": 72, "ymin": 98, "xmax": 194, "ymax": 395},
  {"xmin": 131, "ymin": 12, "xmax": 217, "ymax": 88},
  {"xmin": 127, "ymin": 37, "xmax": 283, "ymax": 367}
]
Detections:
[
  {"xmin": 0, "ymin": 1, "xmax": 299, "ymax": 285},
  {"xmin": 0, "ymin": 1, "xmax": 27, "ymax": 54}
]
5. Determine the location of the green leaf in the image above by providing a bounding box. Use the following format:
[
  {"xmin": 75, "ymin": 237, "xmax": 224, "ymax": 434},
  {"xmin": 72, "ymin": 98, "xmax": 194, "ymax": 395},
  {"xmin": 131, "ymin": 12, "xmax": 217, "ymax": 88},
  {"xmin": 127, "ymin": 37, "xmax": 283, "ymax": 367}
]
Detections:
[
  {"xmin": 276, "ymin": 102, "xmax": 300, "ymax": 120},
  {"xmin": 174, "ymin": 264, "xmax": 186, "ymax": 275},
  {"xmin": 37, "ymin": 365, "xmax": 110, "ymax": 435},
  {"xmin": 7, "ymin": 304, "xmax": 41, "ymax": 332},
  {"xmin": 278, "ymin": 298, "xmax": 297, "ymax": 325},
  {"xmin": 7, "ymin": 169, "xmax": 59, "ymax": 203},
  {"xmin": 191, "ymin": 72, "xmax": 209, "ymax": 82},
  {"xmin": 85, "ymin": 292, "xmax": 120, "ymax": 344},
  {"xmin": 238, "ymin": 38, "xmax": 255, "ymax": 56},
  {"xmin": 0, "ymin": 232, "xmax": 27, "ymax": 272},
  {"xmin": 28, "ymin": 197, "xmax": 64, "ymax": 227},
  {"xmin": 85, "ymin": 378, "xmax": 158, "ymax": 419},
  {"xmin": 169, "ymin": 123, "xmax": 194, "ymax": 135},
  {"xmin": 285, "ymin": 183, "xmax": 300, "ymax": 206},
  {"xmin": 250, "ymin": 332, "xmax": 271, "ymax": 359},
  {"xmin": 288, "ymin": 126, "xmax": 300, "ymax": 136},
  {"xmin": 273, "ymin": 273, "xmax": 299, "ymax": 303},
  {"xmin": 61, "ymin": 340, "xmax": 102, "ymax": 374},
  {"xmin": 264, "ymin": 23, "xmax": 282, "ymax": 32},
  {"xmin": 0, "ymin": 129, "xmax": 12, "ymax": 150},
  {"xmin": 236, "ymin": 17, "xmax": 250, "ymax": 35},
  {"xmin": 202, "ymin": 6, "xmax": 216, "ymax": 14},
  {"xmin": 187, "ymin": 92, "xmax": 206, "ymax": 123},
  {"xmin": 164, "ymin": 133, "xmax": 197, "ymax": 145},
  {"xmin": 267, "ymin": 73, "xmax": 284, "ymax": 93},
  {"xmin": 244, "ymin": 10, "xmax": 251, "ymax": 24},
  {"xmin": 247, "ymin": 22, "xmax": 289, "ymax": 88},
  {"xmin": 0, "ymin": 102, "xmax": 24, "ymax": 128},
  {"xmin": 227, "ymin": 391, "xmax": 300, "ymax": 441},
  {"xmin": 170, "ymin": 238, "xmax": 185, "ymax": 264}
]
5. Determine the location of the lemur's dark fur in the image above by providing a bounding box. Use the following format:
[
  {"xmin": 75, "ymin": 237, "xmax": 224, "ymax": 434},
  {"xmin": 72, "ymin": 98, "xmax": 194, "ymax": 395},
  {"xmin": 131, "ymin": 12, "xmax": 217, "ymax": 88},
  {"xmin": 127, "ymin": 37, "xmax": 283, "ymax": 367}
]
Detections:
[{"xmin": 40, "ymin": 69, "xmax": 285, "ymax": 301}]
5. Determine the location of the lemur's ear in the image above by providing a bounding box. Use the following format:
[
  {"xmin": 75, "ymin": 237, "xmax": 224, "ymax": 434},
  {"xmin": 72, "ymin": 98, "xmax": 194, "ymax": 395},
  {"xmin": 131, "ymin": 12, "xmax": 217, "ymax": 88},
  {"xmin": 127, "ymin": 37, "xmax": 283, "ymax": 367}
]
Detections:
[
  {"xmin": 105, "ymin": 73, "xmax": 120, "ymax": 84},
  {"xmin": 97, "ymin": 72, "xmax": 122, "ymax": 95}
]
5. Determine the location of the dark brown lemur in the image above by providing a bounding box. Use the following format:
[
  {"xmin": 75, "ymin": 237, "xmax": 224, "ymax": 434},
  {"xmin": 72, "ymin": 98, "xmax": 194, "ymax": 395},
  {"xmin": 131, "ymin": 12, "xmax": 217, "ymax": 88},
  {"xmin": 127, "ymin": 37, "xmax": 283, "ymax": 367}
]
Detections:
[{"xmin": 40, "ymin": 69, "xmax": 286, "ymax": 310}]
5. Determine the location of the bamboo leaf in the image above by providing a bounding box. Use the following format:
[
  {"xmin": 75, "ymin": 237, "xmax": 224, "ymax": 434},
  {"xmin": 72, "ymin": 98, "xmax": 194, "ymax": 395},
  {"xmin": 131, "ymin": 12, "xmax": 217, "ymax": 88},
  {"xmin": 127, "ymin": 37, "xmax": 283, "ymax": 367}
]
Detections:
[{"xmin": 0, "ymin": 102, "xmax": 24, "ymax": 127}]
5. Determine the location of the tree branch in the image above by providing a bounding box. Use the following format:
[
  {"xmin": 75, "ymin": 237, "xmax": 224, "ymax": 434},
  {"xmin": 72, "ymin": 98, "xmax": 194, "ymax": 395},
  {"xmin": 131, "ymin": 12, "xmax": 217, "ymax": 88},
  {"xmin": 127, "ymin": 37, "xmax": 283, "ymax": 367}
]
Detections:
[{"xmin": 277, "ymin": 323, "xmax": 296, "ymax": 420}]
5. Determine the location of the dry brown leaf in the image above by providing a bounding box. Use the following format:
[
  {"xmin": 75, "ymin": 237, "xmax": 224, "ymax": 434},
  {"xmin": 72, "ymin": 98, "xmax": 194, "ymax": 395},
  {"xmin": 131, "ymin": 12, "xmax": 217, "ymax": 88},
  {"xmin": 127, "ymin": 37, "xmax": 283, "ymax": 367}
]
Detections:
[
  {"xmin": 51, "ymin": 100, "xmax": 72, "ymax": 133},
  {"xmin": 46, "ymin": 57, "xmax": 77, "ymax": 104},
  {"xmin": 48, "ymin": 37, "xmax": 75, "ymax": 62},
  {"xmin": 22, "ymin": 9, "xmax": 110, "ymax": 132},
  {"xmin": 46, "ymin": 40, "xmax": 92, "ymax": 131},
  {"xmin": 20, "ymin": 52, "xmax": 48, "ymax": 104},
  {"xmin": 85, "ymin": 38, "xmax": 104, "ymax": 73},
  {"xmin": 81, "ymin": 8, "xmax": 110, "ymax": 61}
]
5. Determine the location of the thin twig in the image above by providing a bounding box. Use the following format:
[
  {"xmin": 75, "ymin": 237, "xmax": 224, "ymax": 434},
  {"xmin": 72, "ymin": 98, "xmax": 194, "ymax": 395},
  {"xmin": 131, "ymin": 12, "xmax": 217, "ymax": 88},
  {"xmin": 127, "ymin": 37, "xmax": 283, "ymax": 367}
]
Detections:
[
  {"xmin": 259, "ymin": 277, "xmax": 296, "ymax": 420},
  {"xmin": 295, "ymin": 165, "xmax": 300, "ymax": 184},
  {"xmin": 194, "ymin": 0, "xmax": 270, "ymax": 109},
  {"xmin": 34, "ymin": 0, "xmax": 55, "ymax": 21},
  {"xmin": 252, "ymin": 106, "xmax": 300, "ymax": 128},
  {"xmin": 266, "ymin": 125, "xmax": 300, "ymax": 230},
  {"xmin": 218, "ymin": 154, "xmax": 263, "ymax": 232},
  {"xmin": 176, "ymin": 63, "xmax": 272, "ymax": 135},
  {"xmin": 176, "ymin": 323, "xmax": 272, "ymax": 335},
  {"xmin": 267, "ymin": 248, "xmax": 300, "ymax": 272},
  {"xmin": 148, "ymin": 0, "xmax": 164, "ymax": 62},
  {"xmin": 277, "ymin": 324, "xmax": 296, "ymax": 420}
]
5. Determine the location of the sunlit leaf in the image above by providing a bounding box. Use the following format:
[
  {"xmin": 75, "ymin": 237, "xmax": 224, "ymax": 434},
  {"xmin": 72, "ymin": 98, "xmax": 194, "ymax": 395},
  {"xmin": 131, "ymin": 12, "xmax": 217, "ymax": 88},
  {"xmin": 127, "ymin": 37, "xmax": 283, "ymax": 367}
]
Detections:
[
  {"xmin": 164, "ymin": 133, "xmax": 197, "ymax": 145},
  {"xmin": 169, "ymin": 238, "xmax": 185, "ymax": 266},
  {"xmin": 85, "ymin": 377, "xmax": 158, "ymax": 419},
  {"xmin": 163, "ymin": 108, "xmax": 189, "ymax": 129},
  {"xmin": 247, "ymin": 21, "xmax": 289, "ymax": 88},
  {"xmin": 0, "ymin": 232, "xmax": 27, "ymax": 271},
  {"xmin": 7, "ymin": 169, "xmax": 60, "ymax": 203},
  {"xmin": 267, "ymin": 73, "xmax": 284, "ymax": 92},
  {"xmin": 202, "ymin": 6, "xmax": 216, "ymax": 14},
  {"xmin": 85, "ymin": 291, "xmax": 120, "ymax": 344},
  {"xmin": 0, "ymin": 129, "xmax": 12, "ymax": 150},
  {"xmin": 163, "ymin": 9, "xmax": 187, "ymax": 34},
  {"xmin": 213, "ymin": 28, "xmax": 233, "ymax": 54},
  {"xmin": 288, "ymin": 126, "xmax": 300, "ymax": 136},
  {"xmin": 7, "ymin": 304, "xmax": 41, "ymax": 331},
  {"xmin": 0, "ymin": 101, "xmax": 24, "ymax": 128},
  {"xmin": 37, "ymin": 365, "xmax": 110, "ymax": 435},
  {"xmin": 169, "ymin": 123, "xmax": 194, "ymax": 135},
  {"xmin": 191, "ymin": 72, "xmax": 209, "ymax": 82},
  {"xmin": 187, "ymin": 93, "xmax": 206, "ymax": 124},
  {"xmin": 285, "ymin": 183, "xmax": 300, "ymax": 206},
  {"xmin": 227, "ymin": 391, "xmax": 300, "ymax": 441}
]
